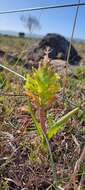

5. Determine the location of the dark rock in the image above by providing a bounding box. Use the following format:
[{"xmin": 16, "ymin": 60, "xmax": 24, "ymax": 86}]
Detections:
[
  {"xmin": 23, "ymin": 58, "xmax": 39, "ymax": 70},
  {"xmin": 0, "ymin": 49, "xmax": 22, "ymax": 65},
  {"xmin": 0, "ymin": 49, "xmax": 5, "ymax": 57},
  {"xmin": 25, "ymin": 33, "xmax": 81, "ymax": 68},
  {"xmin": 39, "ymin": 33, "xmax": 81, "ymax": 64},
  {"xmin": 0, "ymin": 66, "xmax": 3, "ymax": 71},
  {"xmin": 6, "ymin": 53, "xmax": 18, "ymax": 64},
  {"xmin": 0, "ymin": 50, "xmax": 5, "ymax": 71},
  {"xmin": 23, "ymin": 63, "xmax": 30, "ymax": 69}
]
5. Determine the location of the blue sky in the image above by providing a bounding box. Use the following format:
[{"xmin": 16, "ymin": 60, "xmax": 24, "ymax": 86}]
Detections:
[{"xmin": 0, "ymin": 0, "xmax": 85, "ymax": 39}]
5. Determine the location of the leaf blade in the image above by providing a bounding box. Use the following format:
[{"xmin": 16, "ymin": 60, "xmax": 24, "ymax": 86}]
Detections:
[{"xmin": 47, "ymin": 107, "xmax": 79, "ymax": 140}]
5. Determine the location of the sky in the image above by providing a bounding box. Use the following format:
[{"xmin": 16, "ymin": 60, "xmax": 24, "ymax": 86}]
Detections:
[{"xmin": 0, "ymin": 0, "xmax": 85, "ymax": 39}]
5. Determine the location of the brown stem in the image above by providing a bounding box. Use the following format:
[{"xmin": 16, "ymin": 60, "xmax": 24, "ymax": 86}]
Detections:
[{"xmin": 38, "ymin": 108, "xmax": 46, "ymax": 133}]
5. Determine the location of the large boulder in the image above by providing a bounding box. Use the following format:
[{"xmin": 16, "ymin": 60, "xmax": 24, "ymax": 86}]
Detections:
[{"xmin": 24, "ymin": 33, "xmax": 81, "ymax": 69}]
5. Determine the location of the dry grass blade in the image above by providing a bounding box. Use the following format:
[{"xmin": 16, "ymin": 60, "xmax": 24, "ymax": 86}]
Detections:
[
  {"xmin": 0, "ymin": 63, "xmax": 25, "ymax": 80},
  {"xmin": 72, "ymin": 134, "xmax": 80, "ymax": 154},
  {"xmin": 4, "ymin": 177, "xmax": 22, "ymax": 188},
  {"xmin": 74, "ymin": 147, "xmax": 85, "ymax": 174},
  {"xmin": 71, "ymin": 147, "xmax": 85, "ymax": 190}
]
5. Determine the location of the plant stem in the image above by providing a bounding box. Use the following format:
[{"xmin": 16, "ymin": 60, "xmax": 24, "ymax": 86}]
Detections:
[
  {"xmin": 28, "ymin": 99, "xmax": 44, "ymax": 141},
  {"xmin": 39, "ymin": 108, "xmax": 47, "ymax": 133},
  {"xmin": 28, "ymin": 100, "xmax": 57, "ymax": 186},
  {"xmin": 42, "ymin": 129, "xmax": 57, "ymax": 188}
]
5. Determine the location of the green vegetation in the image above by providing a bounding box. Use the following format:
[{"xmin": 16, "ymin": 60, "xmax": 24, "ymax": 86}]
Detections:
[
  {"xmin": 0, "ymin": 35, "xmax": 39, "ymax": 52},
  {"xmin": 0, "ymin": 35, "xmax": 85, "ymax": 190},
  {"xmin": 0, "ymin": 73, "xmax": 6, "ymax": 88},
  {"xmin": 24, "ymin": 60, "xmax": 79, "ymax": 142}
]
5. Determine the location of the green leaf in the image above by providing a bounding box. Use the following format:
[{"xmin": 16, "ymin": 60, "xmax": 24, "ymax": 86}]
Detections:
[
  {"xmin": 24, "ymin": 63, "xmax": 61, "ymax": 107},
  {"xmin": 47, "ymin": 107, "xmax": 79, "ymax": 140}
]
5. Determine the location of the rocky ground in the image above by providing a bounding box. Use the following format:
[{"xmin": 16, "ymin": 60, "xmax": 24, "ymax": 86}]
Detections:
[{"xmin": 0, "ymin": 35, "xmax": 85, "ymax": 190}]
